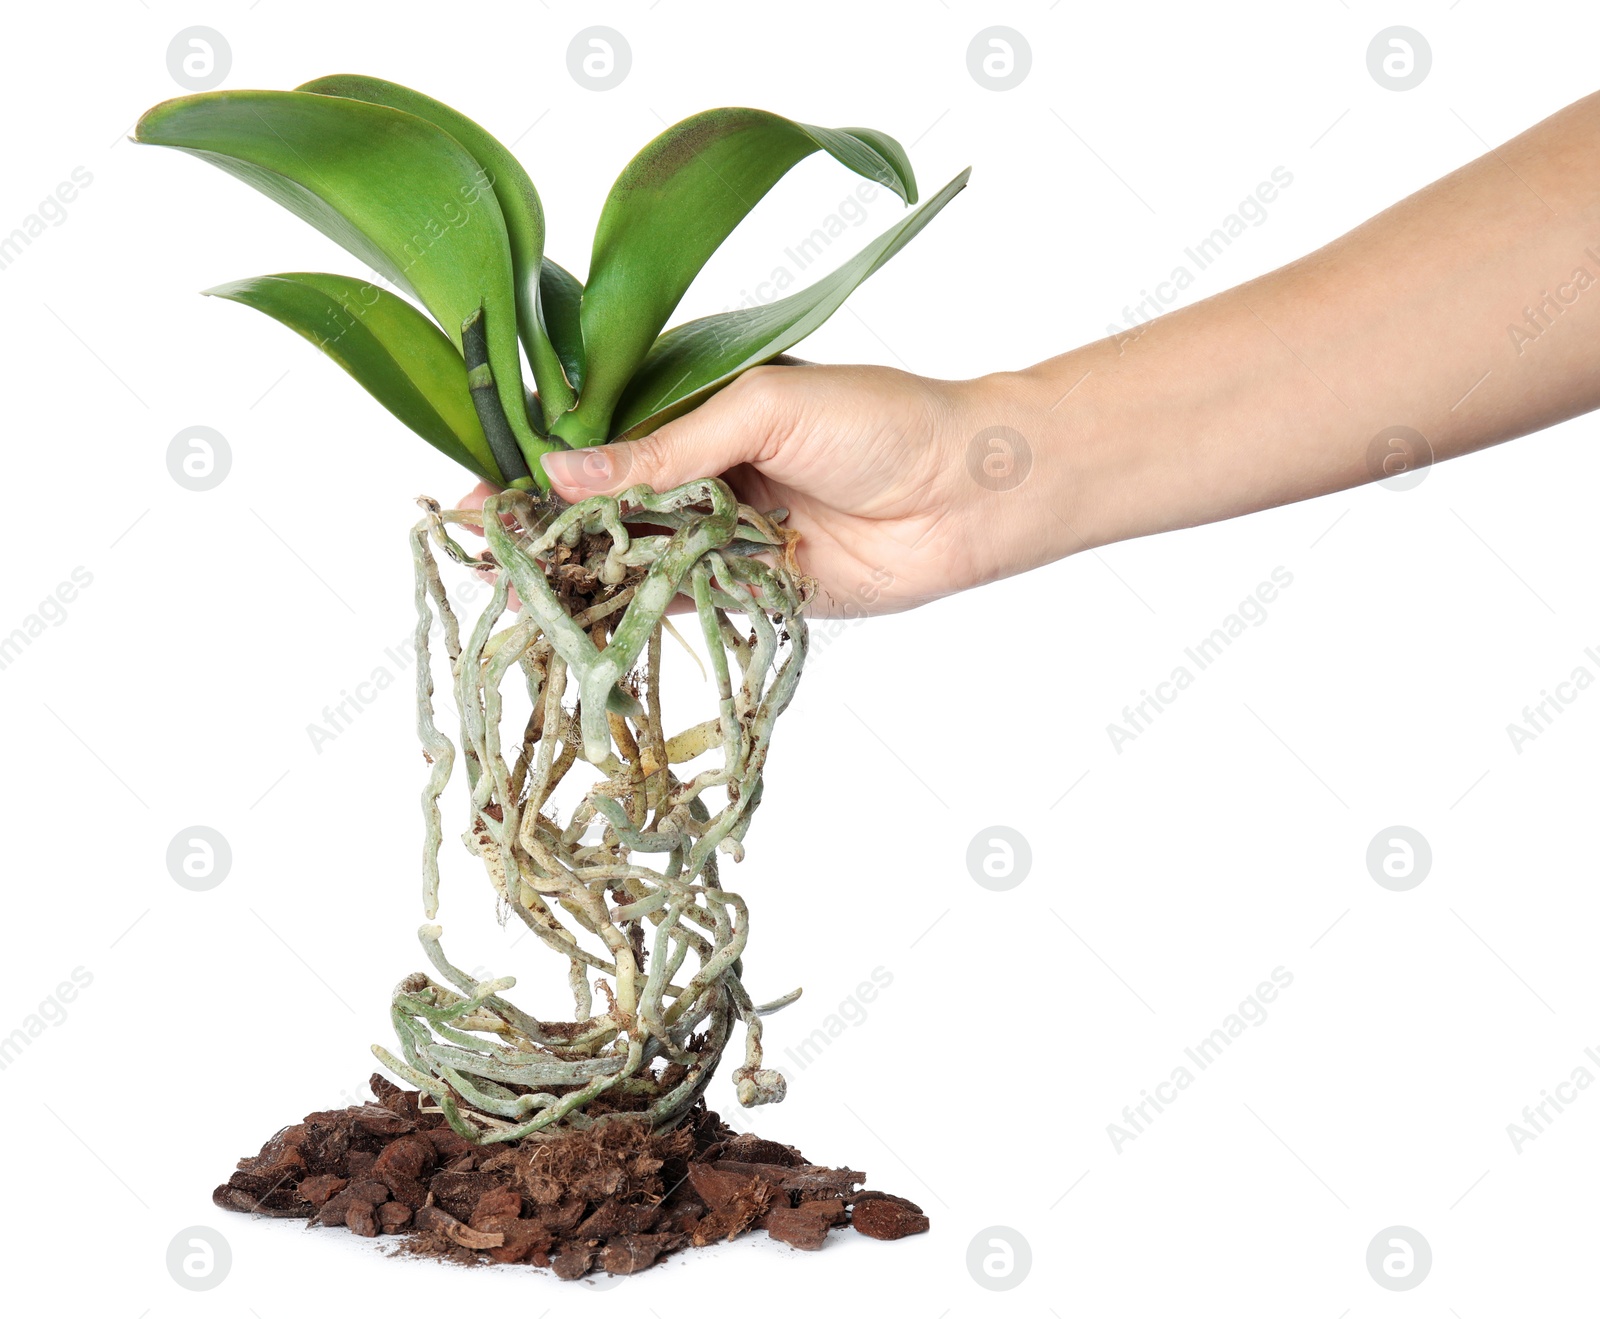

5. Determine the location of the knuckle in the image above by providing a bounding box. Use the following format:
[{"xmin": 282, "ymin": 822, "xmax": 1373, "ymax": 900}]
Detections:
[
  {"xmin": 732, "ymin": 363, "xmax": 789, "ymax": 406},
  {"xmin": 623, "ymin": 434, "xmax": 672, "ymax": 486},
  {"xmin": 726, "ymin": 365, "xmax": 799, "ymax": 459}
]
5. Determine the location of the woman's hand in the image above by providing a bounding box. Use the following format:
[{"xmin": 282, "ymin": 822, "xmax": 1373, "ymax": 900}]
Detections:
[{"xmin": 535, "ymin": 362, "xmax": 1055, "ymax": 617}]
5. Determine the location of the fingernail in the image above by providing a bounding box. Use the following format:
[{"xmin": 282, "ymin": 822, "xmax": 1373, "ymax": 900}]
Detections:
[{"xmin": 541, "ymin": 448, "xmax": 615, "ymax": 492}]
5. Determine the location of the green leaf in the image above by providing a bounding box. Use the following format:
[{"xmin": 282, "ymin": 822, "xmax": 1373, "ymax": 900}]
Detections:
[
  {"xmin": 554, "ymin": 108, "xmax": 918, "ymax": 445},
  {"xmin": 295, "ymin": 74, "xmax": 579, "ymax": 427},
  {"xmin": 205, "ymin": 272, "xmax": 502, "ymax": 483},
  {"xmin": 539, "ymin": 258, "xmax": 586, "ymax": 399},
  {"xmin": 134, "ymin": 89, "xmax": 550, "ymax": 482},
  {"xmin": 610, "ymin": 168, "xmax": 970, "ymax": 440}
]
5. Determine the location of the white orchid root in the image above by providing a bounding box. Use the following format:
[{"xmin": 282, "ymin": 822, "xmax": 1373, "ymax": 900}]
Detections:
[{"xmin": 374, "ymin": 478, "xmax": 809, "ymax": 1144}]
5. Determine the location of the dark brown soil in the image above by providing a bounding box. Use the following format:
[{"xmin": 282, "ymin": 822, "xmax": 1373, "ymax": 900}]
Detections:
[{"xmin": 213, "ymin": 1074, "xmax": 928, "ymax": 1278}]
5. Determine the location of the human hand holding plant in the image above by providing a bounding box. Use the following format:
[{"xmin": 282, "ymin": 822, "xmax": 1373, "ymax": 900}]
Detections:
[
  {"xmin": 455, "ymin": 361, "xmax": 1035, "ymax": 617},
  {"xmin": 523, "ymin": 88, "xmax": 1600, "ymax": 620}
]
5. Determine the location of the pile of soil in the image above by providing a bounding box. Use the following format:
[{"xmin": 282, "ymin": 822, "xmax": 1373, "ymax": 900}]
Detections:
[{"xmin": 213, "ymin": 1074, "xmax": 928, "ymax": 1278}]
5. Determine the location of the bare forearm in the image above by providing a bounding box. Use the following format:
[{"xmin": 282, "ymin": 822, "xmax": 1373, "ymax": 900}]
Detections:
[{"xmin": 1014, "ymin": 90, "xmax": 1600, "ymax": 557}]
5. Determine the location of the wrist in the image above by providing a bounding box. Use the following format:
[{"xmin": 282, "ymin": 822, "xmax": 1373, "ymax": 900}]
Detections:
[
  {"xmin": 1006, "ymin": 328, "xmax": 1221, "ymax": 561},
  {"xmin": 931, "ymin": 363, "xmax": 1104, "ymax": 587},
  {"xmin": 953, "ymin": 353, "xmax": 1127, "ymax": 572}
]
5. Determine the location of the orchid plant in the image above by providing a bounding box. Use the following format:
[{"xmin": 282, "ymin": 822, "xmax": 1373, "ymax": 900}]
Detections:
[{"xmin": 137, "ymin": 75, "xmax": 965, "ymax": 1140}]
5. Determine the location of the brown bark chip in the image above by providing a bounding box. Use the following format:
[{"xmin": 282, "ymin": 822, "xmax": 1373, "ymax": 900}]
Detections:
[
  {"xmin": 850, "ymin": 1191, "xmax": 930, "ymax": 1241},
  {"xmin": 213, "ymin": 1078, "xmax": 928, "ymax": 1277},
  {"xmin": 297, "ymin": 1174, "xmax": 348, "ymax": 1208},
  {"xmin": 762, "ymin": 1207, "xmax": 831, "ymax": 1251},
  {"xmin": 311, "ymin": 1194, "xmax": 353, "ymax": 1227},
  {"xmin": 346, "ymin": 1201, "xmax": 379, "ymax": 1238},
  {"xmin": 785, "ymin": 1165, "xmax": 866, "ymax": 1198},
  {"xmin": 600, "ymin": 1232, "xmax": 687, "ymax": 1274},
  {"xmin": 713, "ymin": 1134, "xmax": 802, "ymax": 1167},
  {"xmin": 574, "ymin": 1198, "xmax": 662, "ymax": 1239},
  {"xmin": 382, "ymin": 1172, "xmax": 429, "ymax": 1210},
  {"xmin": 792, "ymin": 1198, "xmax": 849, "ymax": 1226},
  {"xmin": 214, "ymin": 1169, "xmax": 307, "ymax": 1217},
  {"xmin": 347, "ymin": 1179, "xmax": 392, "ymax": 1205},
  {"xmin": 686, "ymin": 1163, "xmax": 770, "ymax": 1217},
  {"xmin": 352, "ymin": 1105, "xmax": 415, "ymax": 1138},
  {"xmin": 529, "ymin": 1198, "xmax": 587, "ymax": 1235},
  {"xmin": 377, "ymin": 1201, "xmax": 414, "ymax": 1233},
  {"xmin": 429, "ymin": 1170, "xmax": 501, "ymax": 1220},
  {"xmin": 686, "ymin": 1163, "xmax": 774, "ymax": 1244},
  {"xmin": 245, "ymin": 1124, "xmax": 308, "ymax": 1175},
  {"xmin": 551, "ymin": 1244, "xmax": 597, "ymax": 1280},
  {"xmin": 485, "ymin": 1220, "xmax": 554, "ymax": 1264},
  {"xmin": 370, "ymin": 1071, "xmax": 413, "ymax": 1116},
  {"xmin": 711, "ymin": 1159, "xmax": 793, "ymax": 1188},
  {"xmin": 468, "ymin": 1185, "xmax": 523, "ymax": 1229},
  {"xmin": 375, "ymin": 1133, "xmax": 435, "ymax": 1180}
]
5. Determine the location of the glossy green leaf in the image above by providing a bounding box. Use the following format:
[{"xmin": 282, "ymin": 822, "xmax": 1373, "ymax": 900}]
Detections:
[
  {"xmin": 554, "ymin": 108, "xmax": 918, "ymax": 444},
  {"xmin": 134, "ymin": 89, "xmax": 549, "ymax": 482},
  {"xmin": 610, "ymin": 168, "xmax": 970, "ymax": 441},
  {"xmin": 539, "ymin": 258, "xmax": 586, "ymax": 398},
  {"xmin": 205, "ymin": 272, "xmax": 502, "ymax": 483},
  {"xmin": 295, "ymin": 74, "xmax": 579, "ymax": 427}
]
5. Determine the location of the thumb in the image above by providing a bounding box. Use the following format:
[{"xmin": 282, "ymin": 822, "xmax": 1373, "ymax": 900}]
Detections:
[{"xmin": 538, "ymin": 372, "xmax": 785, "ymax": 498}]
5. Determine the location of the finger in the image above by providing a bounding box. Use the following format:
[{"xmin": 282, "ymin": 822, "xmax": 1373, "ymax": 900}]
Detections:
[
  {"xmin": 540, "ymin": 369, "xmax": 790, "ymax": 499},
  {"xmin": 456, "ymin": 480, "xmax": 502, "ymax": 538}
]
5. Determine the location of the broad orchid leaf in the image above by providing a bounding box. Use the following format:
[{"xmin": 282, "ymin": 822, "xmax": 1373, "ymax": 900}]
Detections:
[
  {"xmin": 558, "ymin": 109, "xmax": 918, "ymax": 443},
  {"xmin": 205, "ymin": 272, "xmax": 503, "ymax": 483},
  {"xmin": 295, "ymin": 74, "xmax": 581, "ymax": 427},
  {"xmin": 611, "ymin": 168, "xmax": 970, "ymax": 440},
  {"xmin": 134, "ymin": 90, "xmax": 550, "ymax": 482}
]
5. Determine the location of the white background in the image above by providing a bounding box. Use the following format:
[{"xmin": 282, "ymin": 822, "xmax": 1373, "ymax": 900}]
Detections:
[{"xmin": 2, "ymin": 1, "xmax": 1597, "ymax": 1313}]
